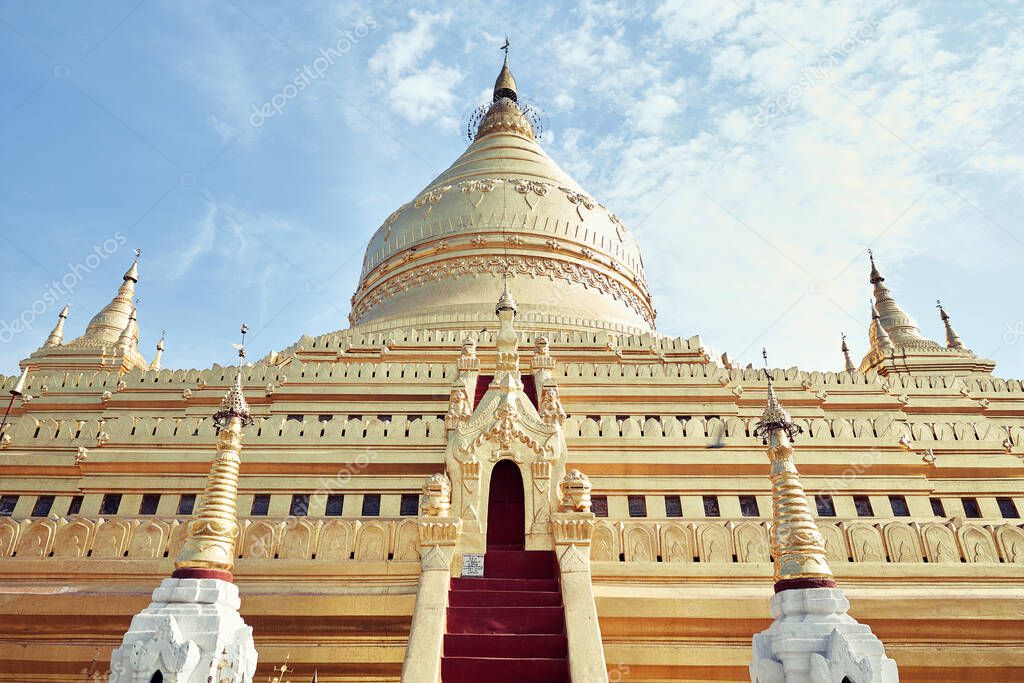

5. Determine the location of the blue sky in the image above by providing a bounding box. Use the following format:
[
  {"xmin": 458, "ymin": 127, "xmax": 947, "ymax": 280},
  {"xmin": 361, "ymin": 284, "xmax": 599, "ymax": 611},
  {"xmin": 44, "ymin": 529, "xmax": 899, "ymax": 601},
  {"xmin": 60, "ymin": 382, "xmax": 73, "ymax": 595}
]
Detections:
[{"xmin": 1, "ymin": 0, "xmax": 1021, "ymax": 376}]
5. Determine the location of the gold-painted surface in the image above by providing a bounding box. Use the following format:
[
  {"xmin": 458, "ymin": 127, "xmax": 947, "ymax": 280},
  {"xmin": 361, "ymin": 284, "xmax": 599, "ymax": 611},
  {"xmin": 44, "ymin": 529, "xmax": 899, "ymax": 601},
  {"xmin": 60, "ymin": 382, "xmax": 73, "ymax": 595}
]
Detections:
[{"xmin": 175, "ymin": 414, "xmax": 243, "ymax": 572}]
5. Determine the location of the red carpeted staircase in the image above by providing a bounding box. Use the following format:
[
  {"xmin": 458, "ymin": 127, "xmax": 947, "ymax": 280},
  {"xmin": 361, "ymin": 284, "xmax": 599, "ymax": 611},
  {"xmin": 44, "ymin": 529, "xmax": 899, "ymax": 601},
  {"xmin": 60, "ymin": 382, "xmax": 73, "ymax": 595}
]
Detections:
[{"xmin": 442, "ymin": 550, "xmax": 569, "ymax": 682}]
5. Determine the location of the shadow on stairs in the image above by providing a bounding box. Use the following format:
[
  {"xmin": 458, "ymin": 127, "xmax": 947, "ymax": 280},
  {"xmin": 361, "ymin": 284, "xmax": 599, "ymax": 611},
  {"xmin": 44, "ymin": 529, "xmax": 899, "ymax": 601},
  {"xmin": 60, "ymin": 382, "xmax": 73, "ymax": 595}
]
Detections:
[{"xmin": 441, "ymin": 550, "xmax": 569, "ymax": 682}]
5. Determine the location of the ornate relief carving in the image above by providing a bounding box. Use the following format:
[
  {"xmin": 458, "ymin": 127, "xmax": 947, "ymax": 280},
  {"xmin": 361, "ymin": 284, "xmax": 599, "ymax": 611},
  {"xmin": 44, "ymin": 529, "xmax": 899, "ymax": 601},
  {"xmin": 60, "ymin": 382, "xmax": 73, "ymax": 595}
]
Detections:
[
  {"xmin": 420, "ymin": 473, "xmax": 451, "ymax": 517},
  {"xmin": 353, "ymin": 522, "xmax": 388, "ymax": 561},
  {"xmin": 461, "ymin": 179, "xmax": 496, "ymax": 208},
  {"xmin": 413, "ymin": 186, "xmax": 450, "ymax": 216},
  {"xmin": 445, "ymin": 385, "xmax": 471, "ymax": 431},
  {"xmin": 558, "ymin": 469, "xmax": 592, "ymax": 512},
  {"xmin": 958, "ymin": 525, "xmax": 998, "ymax": 563},
  {"xmin": 0, "ymin": 518, "xmax": 19, "ymax": 557},
  {"xmin": 351, "ymin": 254, "xmax": 655, "ymax": 327},
  {"xmin": 560, "ymin": 187, "xmax": 596, "ymax": 221},
  {"xmin": 591, "ymin": 523, "xmax": 618, "ymax": 562},
  {"xmin": 127, "ymin": 520, "xmax": 169, "ymax": 559},
  {"xmin": 921, "ymin": 523, "xmax": 959, "ymax": 563},
  {"xmin": 662, "ymin": 524, "xmax": 693, "ymax": 563},
  {"xmin": 513, "ymin": 178, "xmax": 548, "ymax": 209},
  {"xmin": 317, "ymin": 521, "xmax": 353, "ymax": 561}
]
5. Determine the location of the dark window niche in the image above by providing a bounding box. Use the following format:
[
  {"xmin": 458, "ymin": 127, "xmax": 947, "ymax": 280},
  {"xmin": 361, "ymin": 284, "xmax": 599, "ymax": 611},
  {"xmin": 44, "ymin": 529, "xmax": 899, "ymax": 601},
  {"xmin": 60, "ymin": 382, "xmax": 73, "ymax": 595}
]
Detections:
[
  {"xmin": 400, "ymin": 494, "xmax": 420, "ymax": 516},
  {"xmin": 177, "ymin": 494, "xmax": 196, "ymax": 516},
  {"xmin": 361, "ymin": 494, "xmax": 381, "ymax": 517},
  {"xmin": 31, "ymin": 495, "xmax": 55, "ymax": 517},
  {"xmin": 250, "ymin": 494, "xmax": 271, "ymax": 516},
  {"xmin": 703, "ymin": 495, "xmax": 720, "ymax": 517},
  {"xmin": 815, "ymin": 495, "xmax": 836, "ymax": 517},
  {"xmin": 627, "ymin": 495, "xmax": 647, "ymax": 518},
  {"xmin": 665, "ymin": 495, "xmax": 683, "ymax": 518},
  {"xmin": 853, "ymin": 495, "xmax": 874, "ymax": 517},
  {"xmin": 325, "ymin": 494, "xmax": 344, "ymax": 516},
  {"xmin": 139, "ymin": 494, "xmax": 160, "ymax": 515}
]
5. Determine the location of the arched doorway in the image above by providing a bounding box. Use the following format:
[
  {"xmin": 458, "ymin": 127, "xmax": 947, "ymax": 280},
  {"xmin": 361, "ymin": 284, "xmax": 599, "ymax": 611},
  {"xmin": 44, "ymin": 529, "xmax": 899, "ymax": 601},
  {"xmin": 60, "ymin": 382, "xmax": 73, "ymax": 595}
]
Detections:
[{"xmin": 486, "ymin": 460, "xmax": 525, "ymax": 549}]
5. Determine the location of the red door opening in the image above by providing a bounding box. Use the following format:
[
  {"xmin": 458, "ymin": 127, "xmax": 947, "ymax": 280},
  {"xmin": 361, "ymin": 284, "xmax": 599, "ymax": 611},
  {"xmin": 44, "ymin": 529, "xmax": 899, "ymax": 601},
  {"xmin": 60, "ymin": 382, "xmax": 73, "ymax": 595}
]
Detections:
[{"xmin": 486, "ymin": 460, "xmax": 525, "ymax": 550}]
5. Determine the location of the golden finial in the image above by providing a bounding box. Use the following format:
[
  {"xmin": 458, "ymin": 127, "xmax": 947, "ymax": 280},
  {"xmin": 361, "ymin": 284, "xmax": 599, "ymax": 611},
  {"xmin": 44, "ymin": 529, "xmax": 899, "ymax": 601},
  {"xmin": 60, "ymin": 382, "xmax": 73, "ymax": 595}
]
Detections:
[
  {"xmin": 869, "ymin": 300, "xmax": 894, "ymax": 354},
  {"xmin": 124, "ymin": 249, "xmax": 141, "ymax": 283},
  {"xmin": 494, "ymin": 36, "xmax": 517, "ymax": 102},
  {"xmin": 753, "ymin": 349, "xmax": 833, "ymax": 588},
  {"xmin": 936, "ymin": 300, "xmax": 965, "ymax": 351},
  {"xmin": 43, "ymin": 303, "xmax": 71, "ymax": 348},
  {"xmin": 148, "ymin": 330, "xmax": 166, "ymax": 371},
  {"xmin": 174, "ymin": 324, "xmax": 252, "ymax": 577},
  {"xmin": 867, "ymin": 248, "xmax": 883, "ymax": 284},
  {"xmin": 115, "ymin": 304, "xmax": 137, "ymax": 352},
  {"xmin": 841, "ymin": 333, "xmax": 855, "ymax": 372}
]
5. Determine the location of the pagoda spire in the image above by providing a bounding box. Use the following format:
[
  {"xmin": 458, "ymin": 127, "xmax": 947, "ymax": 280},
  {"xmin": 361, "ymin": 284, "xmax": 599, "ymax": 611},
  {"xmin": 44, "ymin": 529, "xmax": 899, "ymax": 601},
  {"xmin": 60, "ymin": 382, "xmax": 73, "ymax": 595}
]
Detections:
[
  {"xmin": 867, "ymin": 250, "xmax": 928, "ymax": 346},
  {"xmin": 175, "ymin": 326, "xmax": 253, "ymax": 577},
  {"xmin": 869, "ymin": 300, "xmax": 894, "ymax": 355},
  {"xmin": 841, "ymin": 333, "xmax": 855, "ymax": 372},
  {"xmin": 493, "ymin": 35, "xmax": 517, "ymax": 102},
  {"xmin": 752, "ymin": 352, "xmax": 833, "ymax": 589},
  {"xmin": 72, "ymin": 253, "xmax": 139, "ymax": 346},
  {"xmin": 110, "ymin": 324, "xmax": 258, "ymax": 682},
  {"xmin": 114, "ymin": 305, "xmax": 137, "ymax": 353},
  {"xmin": 937, "ymin": 300, "xmax": 966, "ymax": 351},
  {"xmin": 474, "ymin": 40, "xmax": 534, "ymax": 141},
  {"xmin": 42, "ymin": 304, "xmax": 71, "ymax": 348},
  {"xmin": 148, "ymin": 332, "xmax": 165, "ymax": 371},
  {"xmin": 750, "ymin": 350, "xmax": 898, "ymax": 682}
]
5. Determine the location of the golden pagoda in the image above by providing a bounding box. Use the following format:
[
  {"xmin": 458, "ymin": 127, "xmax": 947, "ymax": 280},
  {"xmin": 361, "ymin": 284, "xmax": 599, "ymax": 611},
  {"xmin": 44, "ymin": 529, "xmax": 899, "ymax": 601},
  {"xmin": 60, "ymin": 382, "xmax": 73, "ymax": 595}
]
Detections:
[{"xmin": 0, "ymin": 49, "xmax": 1020, "ymax": 683}]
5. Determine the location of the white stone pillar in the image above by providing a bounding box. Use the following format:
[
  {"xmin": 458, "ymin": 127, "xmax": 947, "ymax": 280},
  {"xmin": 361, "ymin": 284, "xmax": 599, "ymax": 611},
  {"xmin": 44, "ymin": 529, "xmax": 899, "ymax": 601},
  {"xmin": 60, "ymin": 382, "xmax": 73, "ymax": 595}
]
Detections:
[
  {"xmin": 553, "ymin": 512, "xmax": 608, "ymax": 683},
  {"xmin": 401, "ymin": 475, "xmax": 461, "ymax": 683}
]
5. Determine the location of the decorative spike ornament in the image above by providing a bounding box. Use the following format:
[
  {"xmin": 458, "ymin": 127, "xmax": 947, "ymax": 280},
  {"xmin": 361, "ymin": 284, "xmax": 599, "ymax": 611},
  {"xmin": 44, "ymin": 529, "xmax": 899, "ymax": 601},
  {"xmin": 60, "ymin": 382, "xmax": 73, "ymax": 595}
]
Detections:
[
  {"xmin": 752, "ymin": 351, "xmax": 833, "ymax": 588},
  {"xmin": 43, "ymin": 304, "xmax": 70, "ymax": 348},
  {"xmin": 175, "ymin": 326, "xmax": 253, "ymax": 576},
  {"xmin": 110, "ymin": 324, "xmax": 258, "ymax": 682},
  {"xmin": 149, "ymin": 331, "xmax": 166, "ymax": 371},
  {"xmin": 841, "ymin": 333, "xmax": 855, "ymax": 372},
  {"xmin": 869, "ymin": 301, "xmax": 894, "ymax": 355},
  {"xmin": 866, "ymin": 250, "xmax": 935, "ymax": 347},
  {"xmin": 73, "ymin": 255, "xmax": 140, "ymax": 346},
  {"xmin": 750, "ymin": 351, "xmax": 898, "ymax": 683},
  {"xmin": 937, "ymin": 300, "xmax": 966, "ymax": 351}
]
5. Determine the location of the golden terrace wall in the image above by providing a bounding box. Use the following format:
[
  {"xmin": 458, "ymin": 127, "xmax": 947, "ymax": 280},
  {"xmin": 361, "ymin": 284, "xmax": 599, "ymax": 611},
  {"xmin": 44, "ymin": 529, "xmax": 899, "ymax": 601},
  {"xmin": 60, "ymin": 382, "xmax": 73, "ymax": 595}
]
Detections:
[{"xmin": 1, "ymin": 514, "xmax": 1020, "ymax": 568}]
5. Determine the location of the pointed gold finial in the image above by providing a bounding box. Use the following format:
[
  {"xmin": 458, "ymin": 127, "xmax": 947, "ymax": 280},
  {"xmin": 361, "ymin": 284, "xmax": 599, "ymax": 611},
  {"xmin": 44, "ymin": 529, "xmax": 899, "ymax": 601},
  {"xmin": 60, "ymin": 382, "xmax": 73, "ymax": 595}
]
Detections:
[
  {"xmin": 867, "ymin": 250, "xmax": 932, "ymax": 346},
  {"xmin": 867, "ymin": 248, "xmax": 882, "ymax": 284},
  {"xmin": 173, "ymin": 324, "xmax": 253, "ymax": 579},
  {"xmin": 494, "ymin": 36, "xmax": 517, "ymax": 102},
  {"xmin": 72, "ymin": 255, "xmax": 140, "ymax": 346},
  {"xmin": 841, "ymin": 333, "xmax": 855, "ymax": 372},
  {"xmin": 753, "ymin": 349, "xmax": 834, "ymax": 589},
  {"xmin": 936, "ymin": 300, "xmax": 966, "ymax": 351},
  {"xmin": 43, "ymin": 304, "xmax": 71, "ymax": 348},
  {"xmin": 870, "ymin": 300, "xmax": 894, "ymax": 354},
  {"xmin": 115, "ymin": 305, "xmax": 137, "ymax": 352},
  {"xmin": 148, "ymin": 331, "xmax": 166, "ymax": 371}
]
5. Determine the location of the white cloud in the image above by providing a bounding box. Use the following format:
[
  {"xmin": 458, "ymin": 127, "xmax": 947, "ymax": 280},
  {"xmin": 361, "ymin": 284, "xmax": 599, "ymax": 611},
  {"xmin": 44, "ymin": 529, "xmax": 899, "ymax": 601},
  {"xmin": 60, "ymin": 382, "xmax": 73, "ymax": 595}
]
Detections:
[{"xmin": 369, "ymin": 10, "xmax": 463, "ymax": 129}]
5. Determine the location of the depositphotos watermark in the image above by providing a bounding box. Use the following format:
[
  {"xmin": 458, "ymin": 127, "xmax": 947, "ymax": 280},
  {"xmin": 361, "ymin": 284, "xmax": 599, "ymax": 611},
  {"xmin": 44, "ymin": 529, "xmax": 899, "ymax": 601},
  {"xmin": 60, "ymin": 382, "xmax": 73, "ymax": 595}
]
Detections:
[
  {"xmin": 249, "ymin": 16, "xmax": 379, "ymax": 128},
  {"xmin": 0, "ymin": 231, "xmax": 128, "ymax": 344},
  {"xmin": 754, "ymin": 15, "xmax": 881, "ymax": 127}
]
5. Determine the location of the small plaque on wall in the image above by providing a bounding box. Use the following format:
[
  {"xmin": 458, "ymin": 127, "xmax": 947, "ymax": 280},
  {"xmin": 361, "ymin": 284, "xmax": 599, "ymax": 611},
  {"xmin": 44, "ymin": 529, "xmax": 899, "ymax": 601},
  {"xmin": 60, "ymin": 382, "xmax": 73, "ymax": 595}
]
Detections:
[{"xmin": 462, "ymin": 553, "xmax": 485, "ymax": 577}]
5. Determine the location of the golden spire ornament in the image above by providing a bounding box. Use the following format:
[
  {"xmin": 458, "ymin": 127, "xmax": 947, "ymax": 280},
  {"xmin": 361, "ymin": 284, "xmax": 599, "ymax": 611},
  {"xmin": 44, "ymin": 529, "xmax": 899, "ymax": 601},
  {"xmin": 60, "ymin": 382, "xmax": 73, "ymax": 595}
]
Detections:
[
  {"xmin": 937, "ymin": 300, "xmax": 966, "ymax": 351},
  {"xmin": 43, "ymin": 303, "xmax": 70, "ymax": 348},
  {"xmin": 174, "ymin": 323, "xmax": 254, "ymax": 580},
  {"xmin": 753, "ymin": 350, "xmax": 835, "ymax": 590},
  {"xmin": 149, "ymin": 330, "xmax": 166, "ymax": 371},
  {"xmin": 840, "ymin": 333, "xmax": 855, "ymax": 372}
]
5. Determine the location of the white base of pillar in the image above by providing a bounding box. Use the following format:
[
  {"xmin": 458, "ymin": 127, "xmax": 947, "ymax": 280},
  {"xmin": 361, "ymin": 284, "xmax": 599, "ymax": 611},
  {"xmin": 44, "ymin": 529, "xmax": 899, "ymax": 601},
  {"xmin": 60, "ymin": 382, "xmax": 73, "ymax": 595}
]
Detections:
[
  {"xmin": 750, "ymin": 587, "xmax": 898, "ymax": 683},
  {"xmin": 109, "ymin": 577, "xmax": 257, "ymax": 683}
]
